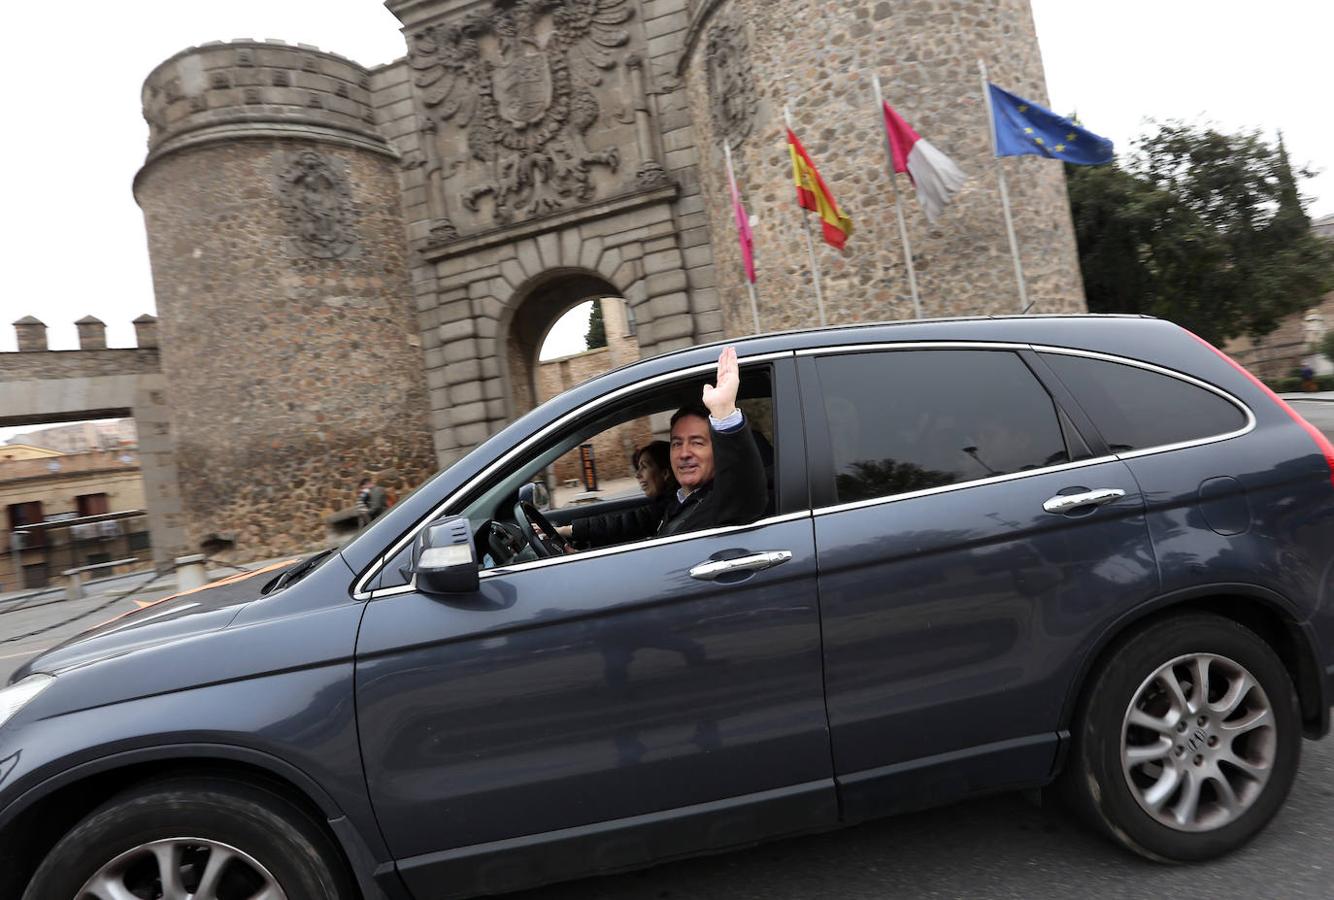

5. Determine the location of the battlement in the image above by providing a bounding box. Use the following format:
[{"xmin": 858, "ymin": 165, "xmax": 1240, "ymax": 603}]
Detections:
[
  {"xmin": 140, "ymin": 39, "xmax": 390, "ymax": 165},
  {"xmin": 8, "ymin": 315, "xmax": 158, "ymax": 353}
]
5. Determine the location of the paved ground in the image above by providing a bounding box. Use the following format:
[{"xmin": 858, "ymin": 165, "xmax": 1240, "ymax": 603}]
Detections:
[
  {"xmin": 4, "ymin": 397, "xmax": 1334, "ymax": 896},
  {"xmin": 513, "ymin": 744, "xmax": 1334, "ymax": 899}
]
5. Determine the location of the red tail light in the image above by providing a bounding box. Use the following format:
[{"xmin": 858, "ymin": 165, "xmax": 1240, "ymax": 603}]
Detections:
[{"xmin": 1187, "ymin": 329, "xmax": 1334, "ymax": 488}]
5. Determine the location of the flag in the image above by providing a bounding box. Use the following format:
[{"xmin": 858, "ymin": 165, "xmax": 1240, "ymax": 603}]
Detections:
[
  {"xmin": 725, "ymin": 151, "xmax": 757, "ymax": 283},
  {"xmin": 987, "ymin": 83, "xmax": 1113, "ymax": 165},
  {"xmin": 882, "ymin": 101, "xmax": 967, "ymax": 223},
  {"xmin": 787, "ymin": 128, "xmax": 853, "ymax": 249}
]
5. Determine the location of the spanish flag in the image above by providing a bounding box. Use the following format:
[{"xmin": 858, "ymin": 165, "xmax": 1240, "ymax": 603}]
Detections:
[{"xmin": 787, "ymin": 128, "xmax": 853, "ymax": 250}]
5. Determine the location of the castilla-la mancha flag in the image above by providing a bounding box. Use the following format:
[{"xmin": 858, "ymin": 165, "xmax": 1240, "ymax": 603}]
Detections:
[
  {"xmin": 787, "ymin": 129, "xmax": 853, "ymax": 250},
  {"xmin": 881, "ymin": 101, "xmax": 967, "ymax": 223}
]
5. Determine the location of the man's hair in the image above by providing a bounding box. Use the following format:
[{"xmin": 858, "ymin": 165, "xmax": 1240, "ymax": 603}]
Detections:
[
  {"xmin": 669, "ymin": 402, "xmax": 712, "ymax": 430},
  {"xmin": 358, "ymin": 477, "xmax": 372, "ymax": 488}
]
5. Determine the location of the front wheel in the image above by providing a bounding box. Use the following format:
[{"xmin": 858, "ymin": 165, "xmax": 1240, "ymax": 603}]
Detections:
[
  {"xmin": 1063, "ymin": 613, "xmax": 1300, "ymax": 861},
  {"xmin": 23, "ymin": 776, "xmax": 353, "ymax": 900}
]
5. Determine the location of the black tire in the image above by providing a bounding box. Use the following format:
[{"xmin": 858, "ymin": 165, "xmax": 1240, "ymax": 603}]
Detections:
[
  {"xmin": 22, "ymin": 776, "xmax": 354, "ymax": 900},
  {"xmin": 1062, "ymin": 613, "xmax": 1300, "ymax": 862}
]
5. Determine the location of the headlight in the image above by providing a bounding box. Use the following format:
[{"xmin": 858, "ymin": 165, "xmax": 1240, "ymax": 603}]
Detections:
[{"xmin": 0, "ymin": 674, "xmax": 54, "ymax": 729}]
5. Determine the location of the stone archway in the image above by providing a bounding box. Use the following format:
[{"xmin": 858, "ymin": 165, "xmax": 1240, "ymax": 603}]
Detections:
[{"xmin": 500, "ymin": 271, "xmax": 636, "ymax": 419}]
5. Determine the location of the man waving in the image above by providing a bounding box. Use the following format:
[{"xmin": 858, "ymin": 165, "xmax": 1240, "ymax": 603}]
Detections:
[{"xmin": 656, "ymin": 346, "xmax": 768, "ymax": 537}]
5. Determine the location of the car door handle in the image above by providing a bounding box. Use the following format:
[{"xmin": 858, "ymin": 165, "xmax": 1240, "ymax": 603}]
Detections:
[
  {"xmin": 1042, "ymin": 488, "xmax": 1126, "ymax": 514},
  {"xmin": 689, "ymin": 551, "xmax": 793, "ymax": 581}
]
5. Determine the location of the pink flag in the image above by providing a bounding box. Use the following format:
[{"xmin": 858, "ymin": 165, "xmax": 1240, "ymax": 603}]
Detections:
[
  {"xmin": 725, "ymin": 154, "xmax": 757, "ymax": 283},
  {"xmin": 882, "ymin": 101, "xmax": 967, "ymax": 223}
]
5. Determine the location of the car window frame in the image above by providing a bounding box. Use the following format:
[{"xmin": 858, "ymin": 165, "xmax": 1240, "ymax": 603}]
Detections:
[
  {"xmin": 795, "ymin": 341, "xmax": 1255, "ymax": 518},
  {"xmin": 798, "ymin": 342, "xmax": 1083, "ymax": 511},
  {"xmin": 355, "ymin": 351, "xmax": 805, "ymax": 599},
  {"xmin": 1031, "ymin": 346, "xmax": 1255, "ymax": 458}
]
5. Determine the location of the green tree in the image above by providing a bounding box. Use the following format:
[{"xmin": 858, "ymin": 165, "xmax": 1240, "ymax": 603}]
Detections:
[
  {"xmin": 1322, "ymin": 331, "xmax": 1334, "ymax": 367},
  {"xmin": 585, "ymin": 300, "xmax": 607, "ymax": 349},
  {"xmin": 1066, "ymin": 123, "xmax": 1334, "ymax": 344}
]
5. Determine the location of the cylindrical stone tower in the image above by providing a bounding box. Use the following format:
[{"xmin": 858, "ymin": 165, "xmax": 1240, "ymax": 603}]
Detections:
[
  {"xmin": 681, "ymin": 0, "xmax": 1086, "ymax": 334},
  {"xmin": 134, "ymin": 40, "xmax": 436, "ymax": 558}
]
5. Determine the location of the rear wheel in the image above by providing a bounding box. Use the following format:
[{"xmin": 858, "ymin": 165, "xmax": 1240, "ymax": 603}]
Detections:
[
  {"xmin": 1063, "ymin": 613, "xmax": 1300, "ymax": 861},
  {"xmin": 22, "ymin": 777, "xmax": 353, "ymax": 900}
]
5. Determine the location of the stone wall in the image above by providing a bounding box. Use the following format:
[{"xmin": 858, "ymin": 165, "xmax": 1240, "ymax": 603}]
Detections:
[
  {"xmin": 382, "ymin": 0, "xmax": 728, "ymax": 469},
  {"xmin": 120, "ymin": 2, "xmax": 1087, "ymax": 560},
  {"xmin": 681, "ymin": 0, "xmax": 1085, "ymax": 335},
  {"xmin": 135, "ymin": 42, "xmax": 437, "ymax": 558}
]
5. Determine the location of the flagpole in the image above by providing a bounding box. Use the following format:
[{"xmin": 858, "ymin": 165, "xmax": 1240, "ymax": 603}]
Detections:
[
  {"xmin": 978, "ymin": 60, "xmax": 1031, "ymax": 314},
  {"xmin": 784, "ymin": 103, "xmax": 828, "ymax": 328},
  {"xmin": 723, "ymin": 140, "xmax": 762, "ymax": 334},
  {"xmin": 872, "ymin": 73, "xmax": 922, "ymax": 320}
]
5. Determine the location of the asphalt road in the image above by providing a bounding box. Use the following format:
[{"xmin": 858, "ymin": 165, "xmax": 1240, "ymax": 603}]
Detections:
[{"xmin": 3, "ymin": 397, "xmax": 1333, "ymax": 897}]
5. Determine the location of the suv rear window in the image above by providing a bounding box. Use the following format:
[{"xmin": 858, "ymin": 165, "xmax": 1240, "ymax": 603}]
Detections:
[
  {"xmin": 815, "ymin": 350, "xmax": 1070, "ymax": 503},
  {"xmin": 1041, "ymin": 353, "xmax": 1247, "ymax": 452}
]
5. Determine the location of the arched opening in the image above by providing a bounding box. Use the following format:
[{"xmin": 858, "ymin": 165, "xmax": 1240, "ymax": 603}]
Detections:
[
  {"xmin": 501, "ymin": 272, "xmax": 647, "ymax": 502},
  {"xmin": 502, "ymin": 272, "xmax": 632, "ymax": 417}
]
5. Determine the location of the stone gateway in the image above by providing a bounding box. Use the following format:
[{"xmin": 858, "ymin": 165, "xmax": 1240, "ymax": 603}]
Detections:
[{"xmin": 130, "ymin": 0, "xmax": 1085, "ymax": 559}]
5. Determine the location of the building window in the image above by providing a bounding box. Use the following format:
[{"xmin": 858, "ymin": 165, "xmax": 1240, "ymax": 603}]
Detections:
[
  {"xmin": 76, "ymin": 493, "xmax": 110, "ymax": 517},
  {"xmin": 7, "ymin": 501, "xmax": 45, "ymax": 548}
]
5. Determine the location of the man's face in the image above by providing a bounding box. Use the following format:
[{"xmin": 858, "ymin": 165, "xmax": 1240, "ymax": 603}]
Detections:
[{"xmin": 670, "ymin": 415, "xmax": 715, "ymax": 491}]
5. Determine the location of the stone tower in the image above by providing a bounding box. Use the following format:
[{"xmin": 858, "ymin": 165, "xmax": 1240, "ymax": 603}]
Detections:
[
  {"xmin": 134, "ymin": 41, "xmax": 436, "ymax": 556},
  {"xmin": 135, "ymin": 3, "xmax": 1085, "ymax": 558},
  {"xmin": 682, "ymin": 0, "xmax": 1087, "ymax": 333}
]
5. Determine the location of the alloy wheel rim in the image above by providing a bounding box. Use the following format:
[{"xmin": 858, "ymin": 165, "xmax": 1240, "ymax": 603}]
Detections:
[
  {"xmin": 76, "ymin": 837, "xmax": 287, "ymax": 900},
  {"xmin": 1120, "ymin": 652, "xmax": 1276, "ymax": 833}
]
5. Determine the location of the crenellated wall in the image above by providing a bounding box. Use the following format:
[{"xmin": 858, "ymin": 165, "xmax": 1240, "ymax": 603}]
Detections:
[{"xmin": 1, "ymin": 315, "xmax": 187, "ymax": 571}]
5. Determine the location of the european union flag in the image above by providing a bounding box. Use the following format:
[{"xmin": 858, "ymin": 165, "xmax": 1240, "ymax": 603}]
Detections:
[{"xmin": 987, "ymin": 83, "xmax": 1113, "ymax": 165}]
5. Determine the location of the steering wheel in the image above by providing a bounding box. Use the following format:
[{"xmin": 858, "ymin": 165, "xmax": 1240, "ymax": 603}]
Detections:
[{"xmin": 513, "ymin": 500, "xmax": 573, "ymax": 558}]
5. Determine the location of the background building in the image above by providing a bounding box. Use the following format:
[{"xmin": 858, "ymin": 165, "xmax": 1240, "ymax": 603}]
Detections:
[
  {"xmin": 4, "ymin": 0, "xmax": 1086, "ymax": 564},
  {"xmin": 0, "ymin": 444, "xmax": 149, "ymax": 592},
  {"xmin": 1224, "ymin": 214, "xmax": 1334, "ymax": 380}
]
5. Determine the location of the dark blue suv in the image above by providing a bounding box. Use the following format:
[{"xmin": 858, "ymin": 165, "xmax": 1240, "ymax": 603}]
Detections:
[{"xmin": 3, "ymin": 315, "xmax": 1334, "ymax": 899}]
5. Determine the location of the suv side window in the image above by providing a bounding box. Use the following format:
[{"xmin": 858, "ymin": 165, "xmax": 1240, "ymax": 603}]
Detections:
[
  {"xmin": 1040, "ymin": 353, "xmax": 1247, "ymax": 452},
  {"xmin": 815, "ymin": 350, "xmax": 1070, "ymax": 504}
]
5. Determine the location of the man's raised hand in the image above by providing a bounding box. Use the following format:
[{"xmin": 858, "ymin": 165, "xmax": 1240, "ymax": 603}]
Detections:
[{"xmin": 702, "ymin": 346, "xmax": 739, "ymax": 420}]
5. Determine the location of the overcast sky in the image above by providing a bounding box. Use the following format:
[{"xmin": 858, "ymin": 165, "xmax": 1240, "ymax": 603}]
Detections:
[{"xmin": 0, "ymin": 0, "xmax": 1329, "ymax": 358}]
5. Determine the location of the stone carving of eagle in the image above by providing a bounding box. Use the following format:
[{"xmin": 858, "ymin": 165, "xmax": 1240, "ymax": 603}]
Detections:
[{"xmin": 410, "ymin": 0, "xmax": 632, "ymax": 165}]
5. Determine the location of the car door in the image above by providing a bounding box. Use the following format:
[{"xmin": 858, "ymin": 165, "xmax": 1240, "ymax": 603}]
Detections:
[
  {"xmin": 354, "ymin": 356, "xmax": 835, "ymax": 900},
  {"xmin": 798, "ymin": 345, "xmax": 1160, "ymax": 821}
]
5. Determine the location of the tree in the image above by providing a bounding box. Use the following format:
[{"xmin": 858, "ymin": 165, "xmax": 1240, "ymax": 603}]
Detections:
[
  {"xmin": 1066, "ymin": 123, "xmax": 1334, "ymax": 344},
  {"xmin": 1322, "ymin": 331, "xmax": 1334, "ymax": 367},
  {"xmin": 585, "ymin": 300, "xmax": 607, "ymax": 350}
]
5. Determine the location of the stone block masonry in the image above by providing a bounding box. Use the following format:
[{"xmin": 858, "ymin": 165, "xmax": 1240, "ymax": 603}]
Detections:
[
  {"xmin": 136, "ymin": 41, "xmax": 436, "ymax": 559},
  {"xmin": 125, "ymin": 0, "xmax": 1086, "ymax": 559}
]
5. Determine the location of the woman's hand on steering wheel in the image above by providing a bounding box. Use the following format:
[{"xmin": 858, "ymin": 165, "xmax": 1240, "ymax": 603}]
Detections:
[{"xmin": 513, "ymin": 500, "xmax": 574, "ymax": 558}]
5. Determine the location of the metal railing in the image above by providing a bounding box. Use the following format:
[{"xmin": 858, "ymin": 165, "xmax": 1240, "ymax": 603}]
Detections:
[{"xmin": 3, "ymin": 510, "xmax": 152, "ymax": 593}]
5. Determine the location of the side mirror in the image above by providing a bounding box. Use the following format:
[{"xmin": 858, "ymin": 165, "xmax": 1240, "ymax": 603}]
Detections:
[
  {"xmin": 413, "ymin": 517, "xmax": 479, "ymax": 595},
  {"xmin": 518, "ymin": 481, "xmax": 550, "ymax": 511}
]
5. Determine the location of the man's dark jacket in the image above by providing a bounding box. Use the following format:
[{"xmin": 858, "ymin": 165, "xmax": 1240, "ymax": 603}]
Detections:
[
  {"xmin": 571, "ymin": 495, "xmax": 671, "ymax": 547},
  {"xmin": 570, "ymin": 419, "xmax": 768, "ymax": 546}
]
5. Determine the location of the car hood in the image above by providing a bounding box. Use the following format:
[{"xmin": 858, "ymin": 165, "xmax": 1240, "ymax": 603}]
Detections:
[{"xmin": 12, "ymin": 557, "xmax": 302, "ymax": 680}]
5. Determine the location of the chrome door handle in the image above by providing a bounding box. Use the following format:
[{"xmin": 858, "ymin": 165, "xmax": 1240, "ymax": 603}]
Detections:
[
  {"xmin": 1043, "ymin": 488, "xmax": 1126, "ymax": 514},
  {"xmin": 689, "ymin": 550, "xmax": 793, "ymax": 581}
]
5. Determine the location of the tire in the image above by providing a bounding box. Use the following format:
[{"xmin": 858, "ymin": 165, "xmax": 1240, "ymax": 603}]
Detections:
[
  {"xmin": 22, "ymin": 776, "xmax": 354, "ymax": 900},
  {"xmin": 1063, "ymin": 613, "xmax": 1300, "ymax": 862}
]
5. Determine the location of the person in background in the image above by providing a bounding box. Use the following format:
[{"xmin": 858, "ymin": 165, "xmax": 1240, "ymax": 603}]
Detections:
[{"xmin": 356, "ymin": 476, "xmax": 389, "ymax": 525}]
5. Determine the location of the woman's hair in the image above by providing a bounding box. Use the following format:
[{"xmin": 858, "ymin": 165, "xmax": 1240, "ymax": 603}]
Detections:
[{"xmin": 632, "ymin": 440, "xmax": 673, "ymax": 483}]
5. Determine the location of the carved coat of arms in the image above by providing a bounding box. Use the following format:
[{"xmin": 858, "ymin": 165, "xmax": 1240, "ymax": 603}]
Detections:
[
  {"xmin": 707, "ymin": 22, "xmax": 759, "ymax": 148},
  {"xmin": 409, "ymin": 0, "xmax": 630, "ymax": 226},
  {"xmin": 275, "ymin": 151, "xmax": 356, "ymax": 259}
]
